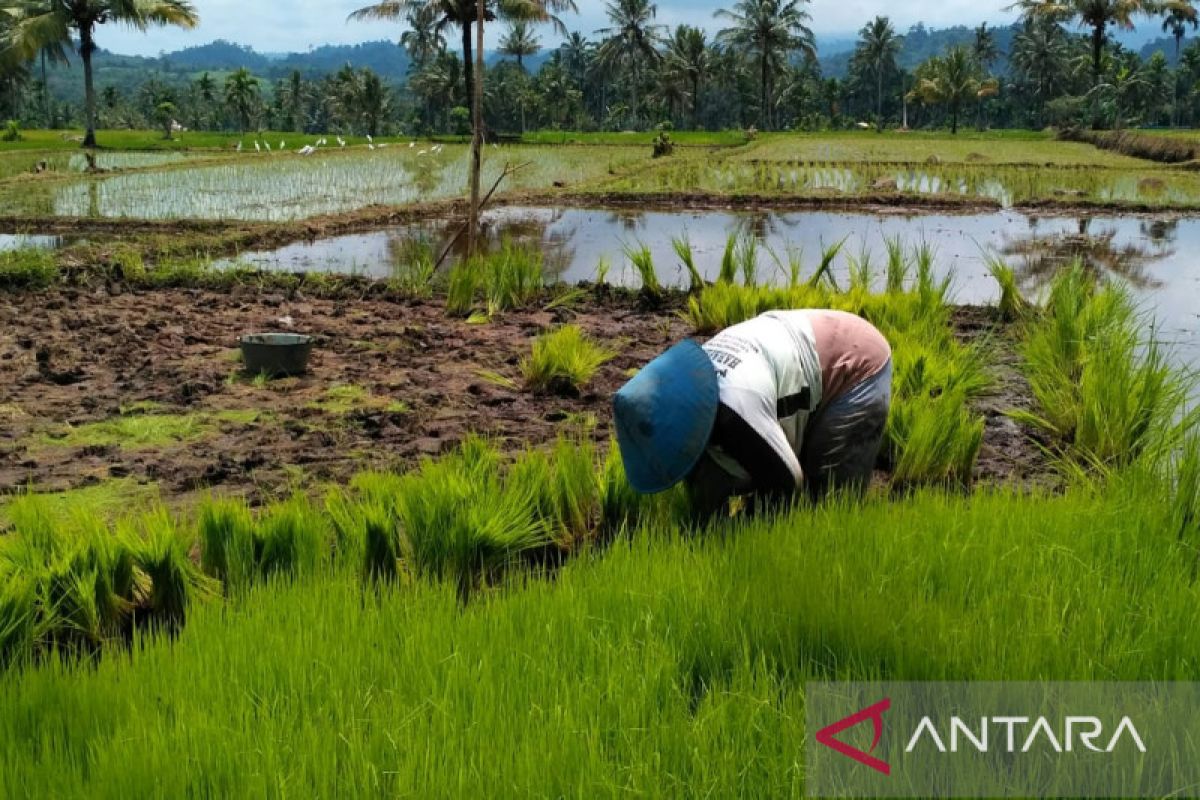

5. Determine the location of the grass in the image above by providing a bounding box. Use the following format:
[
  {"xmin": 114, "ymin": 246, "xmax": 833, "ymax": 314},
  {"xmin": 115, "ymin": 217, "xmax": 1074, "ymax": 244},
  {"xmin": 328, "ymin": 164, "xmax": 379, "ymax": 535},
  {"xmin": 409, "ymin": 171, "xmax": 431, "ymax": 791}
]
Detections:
[
  {"xmin": 521, "ymin": 325, "xmax": 616, "ymax": 395},
  {"xmin": 0, "ymin": 479, "xmax": 160, "ymax": 530},
  {"xmin": 36, "ymin": 409, "xmax": 261, "ymax": 451},
  {"xmin": 307, "ymin": 384, "xmax": 408, "ymax": 415},
  {"xmin": 0, "ymin": 248, "xmax": 56, "ymax": 289}
]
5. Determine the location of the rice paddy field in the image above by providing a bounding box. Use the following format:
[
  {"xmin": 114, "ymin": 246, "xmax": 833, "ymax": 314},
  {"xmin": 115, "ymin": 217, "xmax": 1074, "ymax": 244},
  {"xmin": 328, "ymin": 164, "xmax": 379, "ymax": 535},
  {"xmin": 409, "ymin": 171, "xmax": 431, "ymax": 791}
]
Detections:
[{"xmin": 1, "ymin": 127, "xmax": 1200, "ymax": 797}]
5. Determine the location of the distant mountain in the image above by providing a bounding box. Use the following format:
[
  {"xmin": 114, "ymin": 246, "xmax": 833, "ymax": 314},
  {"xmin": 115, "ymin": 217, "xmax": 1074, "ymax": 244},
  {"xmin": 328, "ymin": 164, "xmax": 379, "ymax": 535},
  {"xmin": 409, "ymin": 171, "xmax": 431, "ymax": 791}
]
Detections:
[
  {"xmin": 818, "ymin": 23, "xmax": 1017, "ymax": 79},
  {"xmin": 1138, "ymin": 35, "xmax": 1196, "ymax": 65}
]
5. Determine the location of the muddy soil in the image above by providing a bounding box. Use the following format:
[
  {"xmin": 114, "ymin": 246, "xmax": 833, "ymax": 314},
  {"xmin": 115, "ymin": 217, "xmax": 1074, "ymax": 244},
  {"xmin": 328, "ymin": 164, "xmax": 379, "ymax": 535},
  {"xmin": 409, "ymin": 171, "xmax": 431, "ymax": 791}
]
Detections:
[{"xmin": 0, "ymin": 286, "xmax": 1048, "ymax": 508}]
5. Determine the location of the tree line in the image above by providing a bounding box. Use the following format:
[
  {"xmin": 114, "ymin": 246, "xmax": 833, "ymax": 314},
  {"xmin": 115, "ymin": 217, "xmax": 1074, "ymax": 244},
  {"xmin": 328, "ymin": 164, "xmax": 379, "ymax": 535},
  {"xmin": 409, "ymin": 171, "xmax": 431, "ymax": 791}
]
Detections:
[{"xmin": 0, "ymin": 0, "xmax": 1199, "ymax": 144}]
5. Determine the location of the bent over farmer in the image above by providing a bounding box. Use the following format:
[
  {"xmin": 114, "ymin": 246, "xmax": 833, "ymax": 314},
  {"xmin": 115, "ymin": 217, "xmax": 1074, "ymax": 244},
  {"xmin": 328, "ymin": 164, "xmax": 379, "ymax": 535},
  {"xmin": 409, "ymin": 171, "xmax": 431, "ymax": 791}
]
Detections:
[{"xmin": 613, "ymin": 310, "xmax": 892, "ymax": 516}]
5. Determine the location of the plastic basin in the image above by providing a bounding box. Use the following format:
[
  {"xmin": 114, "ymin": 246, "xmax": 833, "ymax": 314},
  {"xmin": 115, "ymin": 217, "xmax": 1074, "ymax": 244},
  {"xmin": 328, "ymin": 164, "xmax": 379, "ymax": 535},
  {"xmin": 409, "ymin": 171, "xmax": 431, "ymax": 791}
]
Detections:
[{"xmin": 238, "ymin": 333, "xmax": 314, "ymax": 378}]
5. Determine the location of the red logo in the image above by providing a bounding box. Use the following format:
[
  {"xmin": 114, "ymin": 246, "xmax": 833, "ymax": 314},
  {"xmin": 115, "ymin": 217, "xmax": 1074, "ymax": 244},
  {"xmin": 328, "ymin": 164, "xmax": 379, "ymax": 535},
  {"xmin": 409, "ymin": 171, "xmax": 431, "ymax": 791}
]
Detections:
[{"xmin": 815, "ymin": 698, "xmax": 892, "ymax": 775}]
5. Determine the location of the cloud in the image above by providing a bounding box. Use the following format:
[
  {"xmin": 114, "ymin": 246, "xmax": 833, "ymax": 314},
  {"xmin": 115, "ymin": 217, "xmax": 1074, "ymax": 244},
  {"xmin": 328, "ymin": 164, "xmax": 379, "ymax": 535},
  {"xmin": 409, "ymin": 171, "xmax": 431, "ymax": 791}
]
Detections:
[{"xmin": 100, "ymin": 0, "xmax": 1015, "ymax": 57}]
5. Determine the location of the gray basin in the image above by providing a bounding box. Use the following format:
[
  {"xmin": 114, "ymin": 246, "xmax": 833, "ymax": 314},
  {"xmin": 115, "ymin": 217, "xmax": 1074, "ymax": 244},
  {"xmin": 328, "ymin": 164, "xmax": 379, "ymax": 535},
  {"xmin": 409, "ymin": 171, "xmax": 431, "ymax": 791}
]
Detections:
[{"xmin": 238, "ymin": 333, "xmax": 314, "ymax": 378}]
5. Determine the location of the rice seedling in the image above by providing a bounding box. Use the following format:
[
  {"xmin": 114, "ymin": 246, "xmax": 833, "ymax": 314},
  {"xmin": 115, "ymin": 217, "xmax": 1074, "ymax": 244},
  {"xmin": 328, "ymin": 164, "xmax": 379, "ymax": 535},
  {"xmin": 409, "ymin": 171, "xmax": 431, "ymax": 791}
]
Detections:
[
  {"xmin": 766, "ymin": 241, "xmax": 804, "ymax": 287},
  {"xmin": 521, "ymin": 325, "xmax": 616, "ymax": 395},
  {"xmin": 445, "ymin": 259, "xmax": 481, "ymax": 316},
  {"xmin": 848, "ymin": 244, "xmax": 874, "ymax": 292},
  {"xmin": 887, "ymin": 390, "xmax": 985, "ymax": 488},
  {"xmin": 197, "ymin": 498, "xmax": 257, "ymax": 594},
  {"xmin": 737, "ymin": 233, "xmax": 759, "ymax": 287},
  {"xmin": 595, "ymin": 256, "xmax": 611, "ymax": 286},
  {"xmin": 509, "ymin": 436, "xmax": 602, "ymax": 550},
  {"xmin": 484, "ymin": 240, "xmax": 543, "ymax": 312},
  {"xmin": 128, "ymin": 510, "xmax": 211, "ymax": 628},
  {"xmin": 624, "ymin": 242, "xmax": 662, "ymax": 301},
  {"xmin": 984, "ymin": 254, "xmax": 1029, "ymax": 321},
  {"xmin": 360, "ymin": 504, "xmax": 402, "ymax": 585},
  {"xmin": 389, "ymin": 238, "xmax": 436, "ymax": 298},
  {"xmin": 256, "ymin": 496, "xmax": 328, "ymax": 580},
  {"xmin": 809, "ymin": 236, "xmax": 848, "ymax": 289},
  {"xmin": 671, "ymin": 234, "xmax": 705, "ymax": 293},
  {"xmin": 1011, "ymin": 264, "xmax": 1192, "ymax": 469},
  {"xmin": 718, "ymin": 232, "xmax": 738, "ymax": 284},
  {"xmin": 885, "ymin": 235, "xmax": 909, "ymax": 293}
]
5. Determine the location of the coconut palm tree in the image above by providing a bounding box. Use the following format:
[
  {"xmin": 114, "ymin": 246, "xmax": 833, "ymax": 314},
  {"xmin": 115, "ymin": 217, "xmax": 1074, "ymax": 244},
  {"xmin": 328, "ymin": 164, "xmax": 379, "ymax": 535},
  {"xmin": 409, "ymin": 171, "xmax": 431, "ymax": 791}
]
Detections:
[
  {"xmin": 854, "ymin": 16, "xmax": 901, "ymax": 131},
  {"xmin": 910, "ymin": 46, "xmax": 998, "ymax": 134},
  {"xmin": 1161, "ymin": 0, "xmax": 1198, "ymax": 123},
  {"xmin": 973, "ymin": 22, "xmax": 1001, "ymax": 71},
  {"xmin": 350, "ymin": 1, "xmax": 577, "ymax": 125},
  {"xmin": 400, "ymin": 3, "xmax": 446, "ymax": 69},
  {"xmin": 1011, "ymin": 0, "xmax": 1155, "ymax": 88},
  {"xmin": 2, "ymin": 0, "xmax": 199, "ymax": 147},
  {"xmin": 224, "ymin": 67, "xmax": 260, "ymax": 134},
  {"xmin": 500, "ymin": 19, "xmax": 541, "ymax": 70},
  {"xmin": 664, "ymin": 25, "xmax": 711, "ymax": 127},
  {"xmin": 1011, "ymin": 15, "xmax": 1071, "ymax": 124},
  {"xmin": 595, "ymin": 0, "xmax": 666, "ymax": 126},
  {"xmin": 715, "ymin": 0, "xmax": 815, "ymax": 129}
]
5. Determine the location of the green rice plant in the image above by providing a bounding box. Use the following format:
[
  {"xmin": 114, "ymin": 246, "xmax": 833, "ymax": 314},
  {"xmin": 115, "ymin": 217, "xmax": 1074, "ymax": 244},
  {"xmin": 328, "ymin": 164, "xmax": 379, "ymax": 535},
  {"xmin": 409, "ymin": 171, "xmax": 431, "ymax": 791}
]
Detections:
[
  {"xmin": 718, "ymin": 232, "xmax": 738, "ymax": 284},
  {"xmin": 0, "ymin": 249, "xmax": 57, "ymax": 290},
  {"xmin": 510, "ymin": 436, "xmax": 602, "ymax": 550},
  {"xmin": 1012, "ymin": 265, "xmax": 1191, "ymax": 470},
  {"xmin": 389, "ymin": 238, "xmax": 436, "ymax": 299},
  {"xmin": 848, "ymin": 245, "xmax": 874, "ymax": 292},
  {"xmin": 0, "ymin": 576, "xmax": 35, "ymax": 669},
  {"xmin": 766, "ymin": 242, "xmax": 804, "ymax": 287},
  {"xmin": 984, "ymin": 255, "xmax": 1029, "ymax": 321},
  {"xmin": 521, "ymin": 325, "xmax": 616, "ymax": 396},
  {"xmin": 624, "ymin": 242, "xmax": 662, "ymax": 301},
  {"xmin": 595, "ymin": 256, "xmax": 611, "ymax": 286},
  {"xmin": 672, "ymin": 234, "xmax": 705, "ymax": 293},
  {"xmin": 393, "ymin": 440, "xmax": 548, "ymax": 599},
  {"xmin": 485, "ymin": 240, "xmax": 543, "ymax": 312},
  {"xmin": 887, "ymin": 389, "xmax": 985, "ymax": 488},
  {"xmin": 885, "ymin": 236, "xmax": 909, "ymax": 293},
  {"xmin": 128, "ymin": 510, "xmax": 209, "ymax": 628},
  {"xmin": 197, "ymin": 498, "xmax": 257, "ymax": 594},
  {"xmin": 323, "ymin": 488, "xmax": 367, "ymax": 566},
  {"xmin": 445, "ymin": 259, "xmax": 482, "ymax": 317},
  {"xmin": 256, "ymin": 496, "xmax": 328, "ymax": 580},
  {"xmin": 737, "ymin": 234, "xmax": 759, "ymax": 287},
  {"xmin": 809, "ymin": 236, "xmax": 848, "ymax": 289},
  {"xmin": 361, "ymin": 504, "xmax": 401, "ymax": 585},
  {"xmin": 1169, "ymin": 435, "xmax": 1200, "ymax": 543}
]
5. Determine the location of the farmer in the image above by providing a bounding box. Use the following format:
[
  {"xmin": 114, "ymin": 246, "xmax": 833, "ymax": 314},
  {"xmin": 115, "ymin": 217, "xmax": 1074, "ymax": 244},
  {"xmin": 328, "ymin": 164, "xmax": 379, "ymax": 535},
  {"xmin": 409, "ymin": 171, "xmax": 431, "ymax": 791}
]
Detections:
[{"xmin": 613, "ymin": 310, "xmax": 891, "ymax": 517}]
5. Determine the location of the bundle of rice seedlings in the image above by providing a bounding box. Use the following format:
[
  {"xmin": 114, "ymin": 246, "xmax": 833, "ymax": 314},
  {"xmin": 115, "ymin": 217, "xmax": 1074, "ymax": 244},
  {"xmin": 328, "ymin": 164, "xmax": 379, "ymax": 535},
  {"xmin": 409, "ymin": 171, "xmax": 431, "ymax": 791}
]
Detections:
[
  {"xmin": 885, "ymin": 236, "xmax": 909, "ymax": 293},
  {"xmin": 361, "ymin": 504, "xmax": 401, "ymax": 585},
  {"xmin": 624, "ymin": 243, "xmax": 662, "ymax": 302},
  {"xmin": 198, "ymin": 498, "xmax": 257, "ymax": 592},
  {"xmin": 510, "ymin": 436, "xmax": 602, "ymax": 550},
  {"xmin": 888, "ymin": 390, "xmax": 984, "ymax": 488},
  {"xmin": 485, "ymin": 240, "xmax": 543, "ymax": 312},
  {"xmin": 737, "ymin": 234, "xmax": 759, "ymax": 287},
  {"xmin": 521, "ymin": 325, "xmax": 616, "ymax": 396},
  {"xmin": 128, "ymin": 510, "xmax": 212, "ymax": 629},
  {"xmin": 808, "ymin": 236, "xmax": 848, "ymax": 289},
  {"xmin": 672, "ymin": 234, "xmax": 705, "ymax": 293},
  {"xmin": 0, "ymin": 576, "xmax": 35, "ymax": 668},
  {"xmin": 445, "ymin": 259, "xmax": 480, "ymax": 317},
  {"xmin": 984, "ymin": 255, "xmax": 1029, "ymax": 322},
  {"xmin": 256, "ymin": 496, "xmax": 328, "ymax": 579}
]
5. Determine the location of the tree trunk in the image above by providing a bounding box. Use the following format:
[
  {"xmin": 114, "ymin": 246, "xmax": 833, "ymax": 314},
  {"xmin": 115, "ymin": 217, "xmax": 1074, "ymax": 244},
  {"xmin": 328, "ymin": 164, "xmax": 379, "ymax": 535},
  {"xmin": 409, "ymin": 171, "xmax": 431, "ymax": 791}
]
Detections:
[
  {"xmin": 950, "ymin": 103, "xmax": 959, "ymax": 135},
  {"xmin": 1175, "ymin": 34, "xmax": 1183, "ymax": 128},
  {"xmin": 81, "ymin": 24, "xmax": 97, "ymax": 148},
  {"xmin": 467, "ymin": 0, "xmax": 485, "ymax": 256},
  {"xmin": 692, "ymin": 75, "xmax": 700, "ymax": 128},
  {"xmin": 461, "ymin": 20, "xmax": 475, "ymax": 120},
  {"xmin": 760, "ymin": 52, "xmax": 768, "ymax": 129},
  {"xmin": 40, "ymin": 51, "xmax": 48, "ymax": 127},
  {"xmin": 876, "ymin": 68, "xmax": 883, "ymax": 131},
  {"xmin": 1091, "ymin": 23, "xmax": 1105, "ymax": 129}
]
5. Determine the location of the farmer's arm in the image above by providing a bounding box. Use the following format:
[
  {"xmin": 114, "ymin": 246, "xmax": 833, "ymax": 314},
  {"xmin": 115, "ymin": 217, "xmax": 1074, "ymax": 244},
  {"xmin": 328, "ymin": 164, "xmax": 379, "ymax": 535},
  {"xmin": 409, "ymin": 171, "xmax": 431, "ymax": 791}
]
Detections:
[{"xmin": 708, "ymin": 397, "xmax": 800, "ymax": 495}]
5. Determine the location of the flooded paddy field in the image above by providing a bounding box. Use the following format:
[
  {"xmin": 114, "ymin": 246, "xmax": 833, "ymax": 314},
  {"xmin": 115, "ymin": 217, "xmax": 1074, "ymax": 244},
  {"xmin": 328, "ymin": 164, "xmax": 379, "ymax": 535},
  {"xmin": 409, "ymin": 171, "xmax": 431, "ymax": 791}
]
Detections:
[{"xmin": 224, "ymin": 205, "xmax": 1200, "ymax": 369}]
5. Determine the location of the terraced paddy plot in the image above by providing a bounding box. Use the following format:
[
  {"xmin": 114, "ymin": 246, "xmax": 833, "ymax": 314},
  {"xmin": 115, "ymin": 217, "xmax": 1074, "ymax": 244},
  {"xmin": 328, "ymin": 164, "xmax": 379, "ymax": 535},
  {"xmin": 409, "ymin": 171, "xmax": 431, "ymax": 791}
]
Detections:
[
  {"xmin": 0, "ymin": 146, "xmax": 639, "ymax": 221},
  {"xmin": 226, "ymin": 205, "xmax": 1200, "ymax": 371},
  {"xmin": 606, "ymin": 159, "xmax": 1200, "ymax": 207}
]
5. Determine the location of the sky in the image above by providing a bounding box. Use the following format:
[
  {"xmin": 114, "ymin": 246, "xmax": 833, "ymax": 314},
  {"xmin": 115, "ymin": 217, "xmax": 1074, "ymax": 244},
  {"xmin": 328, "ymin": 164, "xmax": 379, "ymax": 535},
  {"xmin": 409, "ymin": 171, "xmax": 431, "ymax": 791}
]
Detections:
[{"xmin": 100, "ymin": 0, "xmax": 1016, "ymax": 58}]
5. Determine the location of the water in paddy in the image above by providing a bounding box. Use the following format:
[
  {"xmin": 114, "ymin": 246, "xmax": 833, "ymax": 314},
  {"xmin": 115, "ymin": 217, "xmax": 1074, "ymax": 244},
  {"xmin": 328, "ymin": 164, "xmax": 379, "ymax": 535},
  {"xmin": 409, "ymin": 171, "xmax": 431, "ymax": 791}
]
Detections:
[{"xmin": 226, "ymin": 205, "xmax": 1200, "ymax": 370}]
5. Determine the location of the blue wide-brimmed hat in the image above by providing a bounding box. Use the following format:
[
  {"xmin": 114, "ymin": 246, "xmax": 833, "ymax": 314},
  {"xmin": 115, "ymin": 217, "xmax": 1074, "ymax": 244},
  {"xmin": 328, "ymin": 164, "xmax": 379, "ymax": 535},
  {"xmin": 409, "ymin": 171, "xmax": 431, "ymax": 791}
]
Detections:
[{"xmin": 613, "ymin": 340, "xmax": 719, "ymax": 494}]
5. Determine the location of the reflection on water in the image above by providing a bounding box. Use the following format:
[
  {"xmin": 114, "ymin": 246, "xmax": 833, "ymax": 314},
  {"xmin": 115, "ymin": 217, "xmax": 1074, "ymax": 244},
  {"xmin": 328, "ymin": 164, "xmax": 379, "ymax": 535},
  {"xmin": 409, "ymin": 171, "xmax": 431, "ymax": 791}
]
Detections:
[
  {"xmin": 1002, "ymin": 217, "xmax": 1169, "ymax": 290},
  {"xmin": 223, "ymin": 205, "xmax": 1200, "ymax": 371}
]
